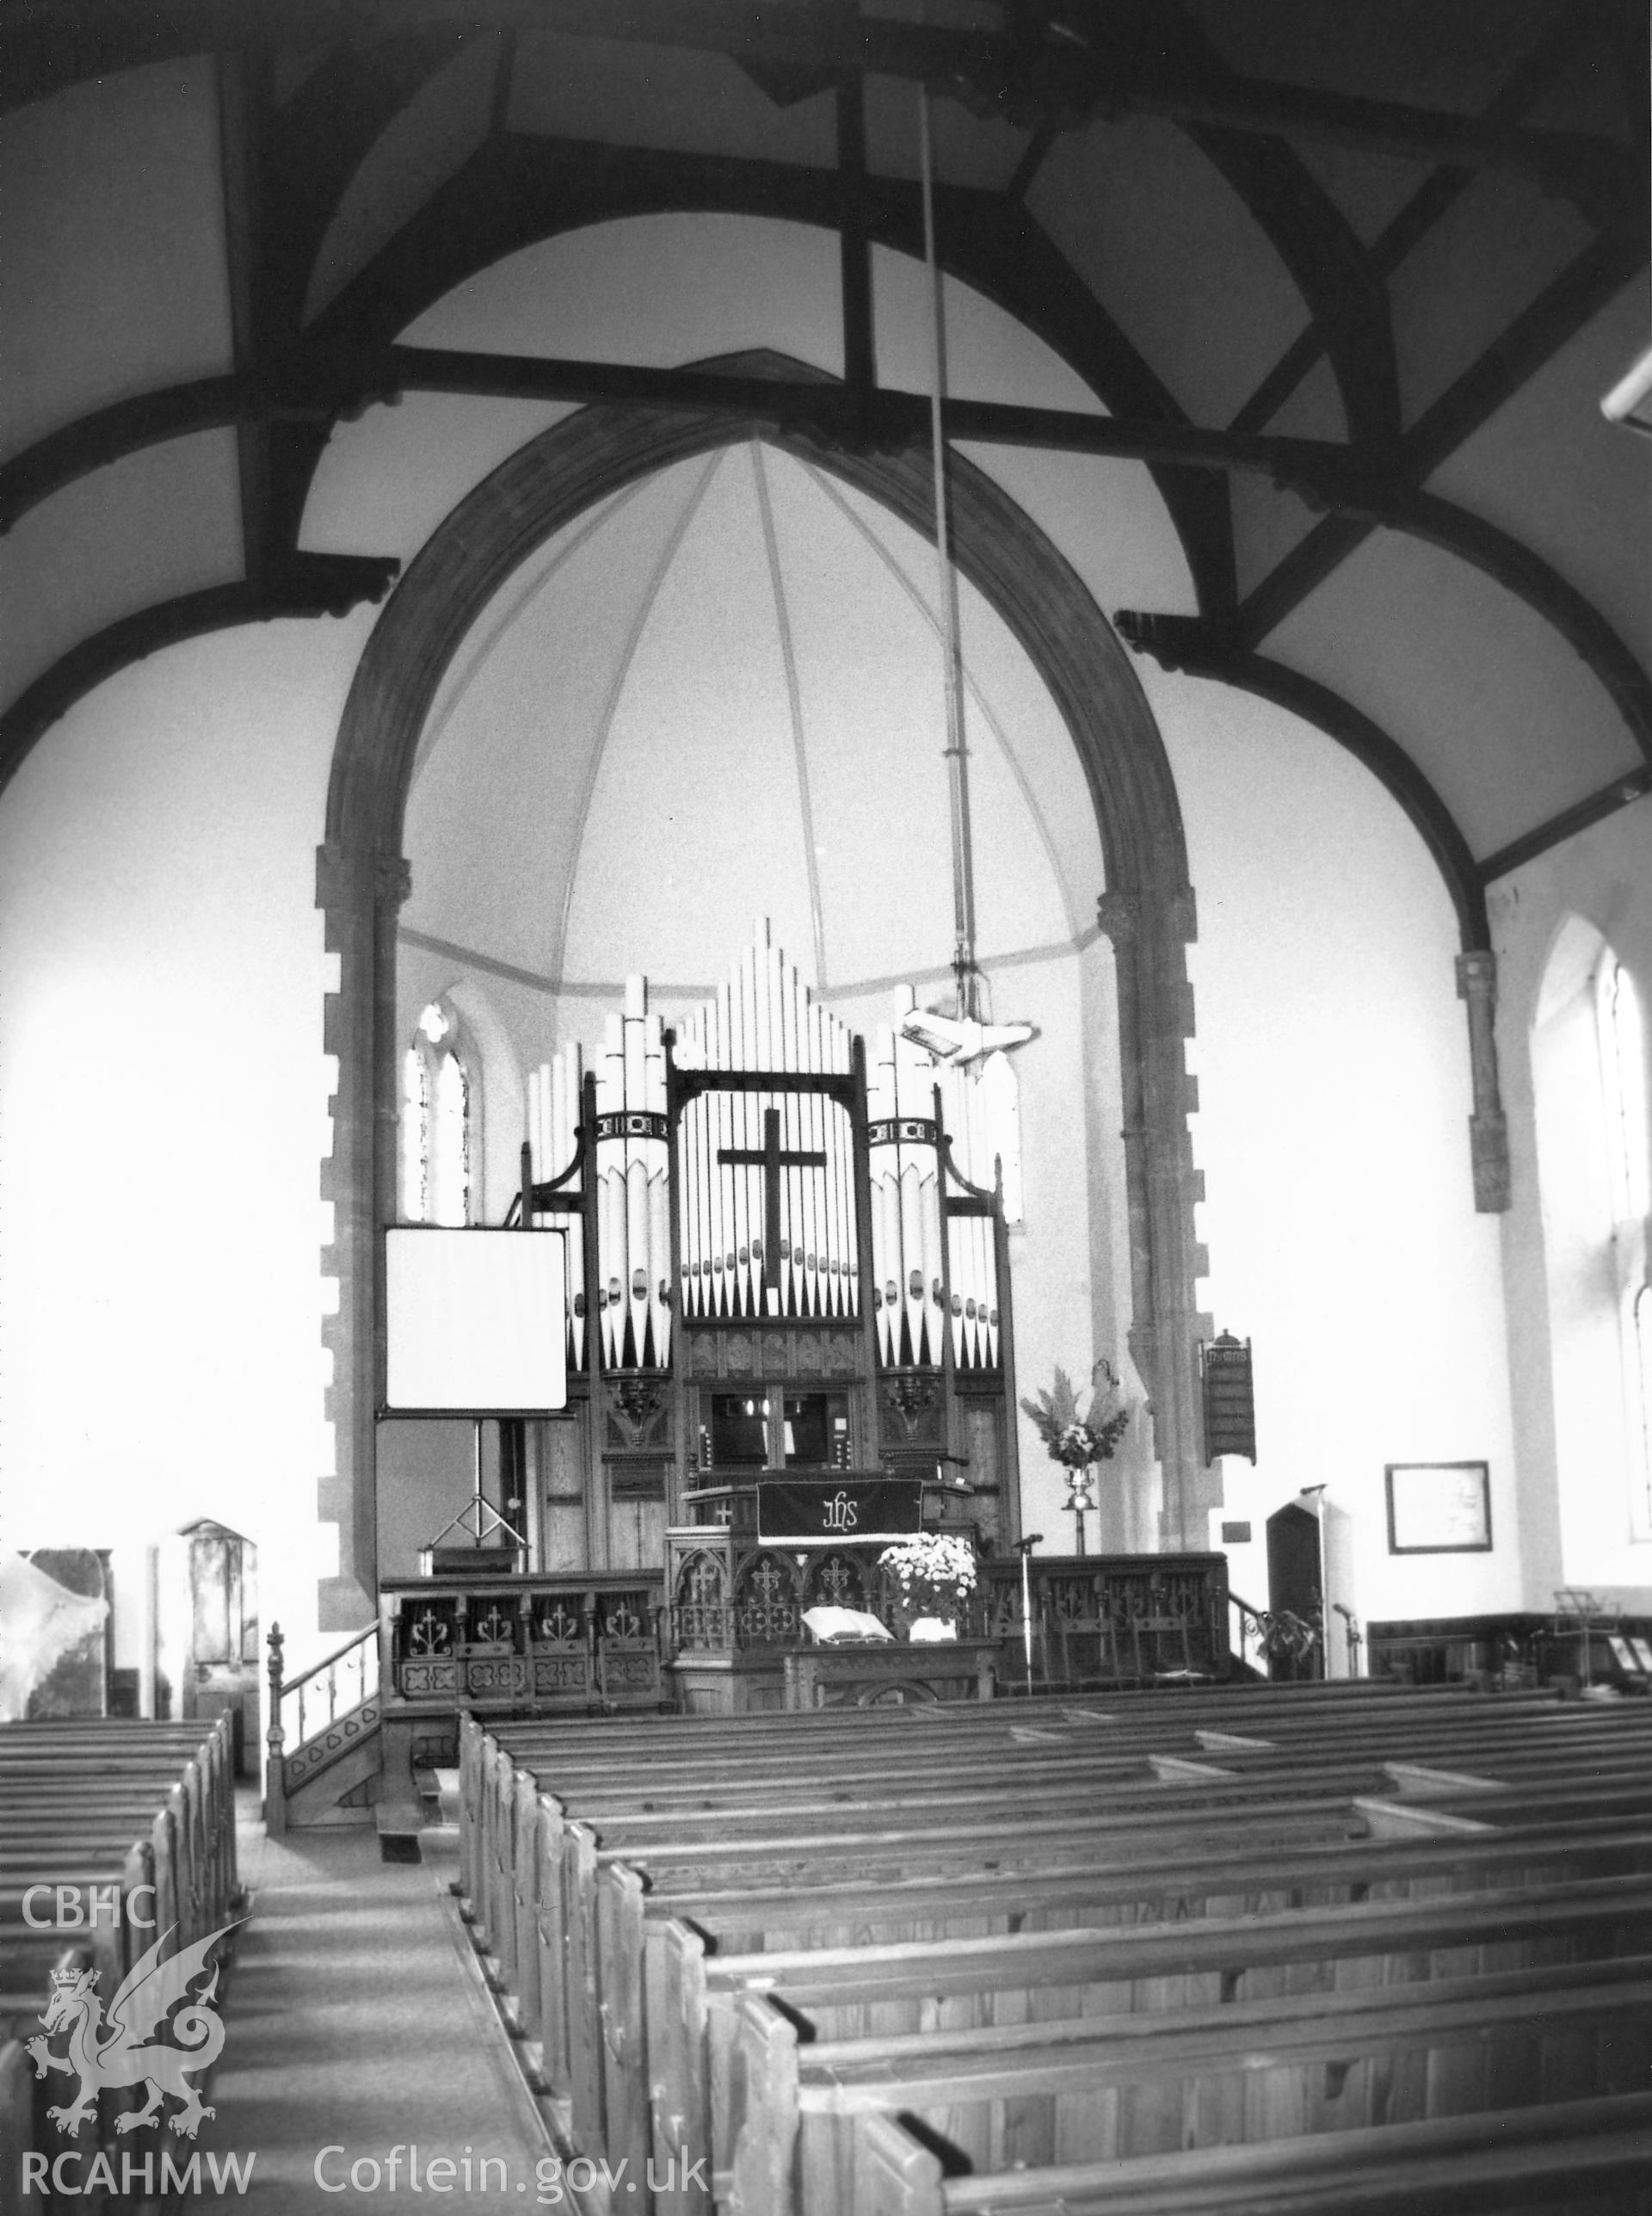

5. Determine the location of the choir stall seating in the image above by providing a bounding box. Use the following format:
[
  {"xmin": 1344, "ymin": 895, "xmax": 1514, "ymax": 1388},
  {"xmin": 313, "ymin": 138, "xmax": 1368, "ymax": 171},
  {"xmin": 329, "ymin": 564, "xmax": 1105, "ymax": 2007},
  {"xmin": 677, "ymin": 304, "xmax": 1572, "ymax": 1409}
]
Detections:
[
  {"xmin": 458, "ymin": 1683, "xmax": 1652, "ymax": 2216},
  {"xmin": 0, "ymin": 1719, "xmax": 240, "ymax": 2210}
]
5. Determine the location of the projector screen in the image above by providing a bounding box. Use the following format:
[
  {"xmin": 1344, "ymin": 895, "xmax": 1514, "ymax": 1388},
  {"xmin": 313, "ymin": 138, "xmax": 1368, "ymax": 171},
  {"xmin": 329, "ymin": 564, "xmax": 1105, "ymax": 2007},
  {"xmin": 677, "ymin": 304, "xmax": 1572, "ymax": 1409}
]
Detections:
[{"xmin": 384, "ymin": 1229, "xmax": 567, "ymax": 1414}]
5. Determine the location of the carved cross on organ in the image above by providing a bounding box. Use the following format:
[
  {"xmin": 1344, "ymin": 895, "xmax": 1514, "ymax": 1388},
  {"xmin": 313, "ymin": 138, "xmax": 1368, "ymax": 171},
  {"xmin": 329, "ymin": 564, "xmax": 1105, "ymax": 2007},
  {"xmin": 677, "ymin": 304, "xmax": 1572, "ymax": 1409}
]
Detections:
[{"xmin": 718, "ymin": 1106, "xmax": 826, "ymax": 1290}]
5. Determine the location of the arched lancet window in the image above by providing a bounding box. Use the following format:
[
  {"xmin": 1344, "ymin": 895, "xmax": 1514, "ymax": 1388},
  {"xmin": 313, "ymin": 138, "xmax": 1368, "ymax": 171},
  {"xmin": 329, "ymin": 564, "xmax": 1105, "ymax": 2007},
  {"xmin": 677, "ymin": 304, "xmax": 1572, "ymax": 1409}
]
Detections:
[
  {"xmin": 400, "ymin": 1000, "xmax": 472, "ymax": 1226},
  {"xmin": 1533, "ymin": 926, "xmax": 1652, "ymax": 1552},
  {"xmin": 1599, "ymin": 952, "xmax": 1651, "ymax": 1533}
]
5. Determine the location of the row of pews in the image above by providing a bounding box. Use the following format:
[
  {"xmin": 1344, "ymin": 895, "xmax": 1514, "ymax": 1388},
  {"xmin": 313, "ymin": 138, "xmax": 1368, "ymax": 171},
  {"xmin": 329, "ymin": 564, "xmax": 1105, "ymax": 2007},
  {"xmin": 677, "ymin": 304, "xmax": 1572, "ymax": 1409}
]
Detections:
[
  {"xmin": 459, "ymin": 1681, "xmax": 1652, "ymax": 2215},
  {"xmin": 0, "ymin": 1718, "xmax": 240, "ymax": 2208}
]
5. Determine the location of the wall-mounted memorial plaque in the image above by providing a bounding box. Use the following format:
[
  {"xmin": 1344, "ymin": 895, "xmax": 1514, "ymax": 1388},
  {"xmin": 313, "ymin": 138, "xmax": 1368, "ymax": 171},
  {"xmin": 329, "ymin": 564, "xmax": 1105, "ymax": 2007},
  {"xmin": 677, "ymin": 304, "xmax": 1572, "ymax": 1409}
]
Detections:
[{"xmin": 1385, "ymin": 1461, "xmax": 1492, "ymax": 1554}]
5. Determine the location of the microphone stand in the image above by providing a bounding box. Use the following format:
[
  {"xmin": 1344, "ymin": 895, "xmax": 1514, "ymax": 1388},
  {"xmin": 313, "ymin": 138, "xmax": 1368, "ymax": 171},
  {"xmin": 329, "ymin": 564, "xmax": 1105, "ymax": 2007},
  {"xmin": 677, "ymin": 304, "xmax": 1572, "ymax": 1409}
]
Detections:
[{"xmin": 1014, "ymin": 1535, "xmax": 1043, "ymax": 1697}]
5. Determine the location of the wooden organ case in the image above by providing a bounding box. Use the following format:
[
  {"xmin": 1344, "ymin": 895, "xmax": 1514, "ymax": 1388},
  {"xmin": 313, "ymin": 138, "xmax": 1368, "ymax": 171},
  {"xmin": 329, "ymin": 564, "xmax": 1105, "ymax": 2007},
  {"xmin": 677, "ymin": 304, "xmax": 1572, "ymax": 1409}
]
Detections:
[{"xmin": 516, "ymin": 929, "xmax": 1021, "ymax": 1707}]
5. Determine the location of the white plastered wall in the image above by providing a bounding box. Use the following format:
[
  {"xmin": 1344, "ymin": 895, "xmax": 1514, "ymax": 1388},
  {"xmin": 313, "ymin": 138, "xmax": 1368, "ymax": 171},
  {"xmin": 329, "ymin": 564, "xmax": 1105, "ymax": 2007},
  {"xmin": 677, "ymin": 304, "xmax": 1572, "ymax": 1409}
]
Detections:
[
  {"xmin": 0, "ymin": 615, "xmax": 375, "ymax": 1691},
  {"xmin": 1491, "ymin": 798, "xmax": 1652, "ymax": 1613},
  {"xmin": 1144, "ymin": 663, "xmax": 1523, "ymax": 1632}
]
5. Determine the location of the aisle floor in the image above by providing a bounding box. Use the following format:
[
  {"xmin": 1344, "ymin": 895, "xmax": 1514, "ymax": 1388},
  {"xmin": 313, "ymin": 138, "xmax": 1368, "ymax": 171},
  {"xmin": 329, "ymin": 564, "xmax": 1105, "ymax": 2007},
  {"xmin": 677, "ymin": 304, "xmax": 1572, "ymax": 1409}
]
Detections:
[{"xmin": 182, "ymin": 1799, "xmax": 560, "ymax": 2213}]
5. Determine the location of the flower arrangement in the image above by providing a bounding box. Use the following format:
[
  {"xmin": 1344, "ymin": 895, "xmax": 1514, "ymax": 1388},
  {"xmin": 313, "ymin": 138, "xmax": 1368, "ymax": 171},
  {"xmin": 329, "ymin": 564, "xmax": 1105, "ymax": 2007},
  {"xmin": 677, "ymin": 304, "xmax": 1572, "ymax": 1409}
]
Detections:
[
  {"xmin": 1020, "ymin": 1361, "xmax": 1130, "ymax": 1471},
  {"xmin": 878, "ymin": 1531, "xmax": 978, "ymax": 1623}
]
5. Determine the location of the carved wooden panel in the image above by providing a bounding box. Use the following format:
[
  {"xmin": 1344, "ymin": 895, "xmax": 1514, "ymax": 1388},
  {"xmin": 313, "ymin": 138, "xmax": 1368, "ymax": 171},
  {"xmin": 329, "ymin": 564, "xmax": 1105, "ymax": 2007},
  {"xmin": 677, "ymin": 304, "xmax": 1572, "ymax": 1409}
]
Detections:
[{"xmin": 880, "ymin": 1369, "xmax": 944, "ymax": 1447}]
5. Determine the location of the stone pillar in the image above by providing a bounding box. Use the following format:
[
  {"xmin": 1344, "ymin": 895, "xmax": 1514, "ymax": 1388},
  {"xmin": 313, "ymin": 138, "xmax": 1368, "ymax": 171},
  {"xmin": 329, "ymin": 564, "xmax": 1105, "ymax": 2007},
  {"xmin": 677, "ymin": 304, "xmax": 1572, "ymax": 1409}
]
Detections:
[
  {"xmin": 1455, "ymin": 948, "xmax": 1511, "ymax": 1213},
  {"xmin": 1097, "ymin": 877, "xmax": 1215, "ymax": 1550},
  {"xmin": 316, "ymin": 843, "xmax": 411, "ymax": 1633}
]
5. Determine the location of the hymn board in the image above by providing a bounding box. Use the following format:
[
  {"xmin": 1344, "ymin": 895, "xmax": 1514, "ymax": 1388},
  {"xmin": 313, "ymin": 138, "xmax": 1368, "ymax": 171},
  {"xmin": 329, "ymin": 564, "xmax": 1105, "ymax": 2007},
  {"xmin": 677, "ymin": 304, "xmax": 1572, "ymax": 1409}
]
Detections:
[{"xmin": 512, "ymin": 927, "xmax": 1020, "ymax": 1577}]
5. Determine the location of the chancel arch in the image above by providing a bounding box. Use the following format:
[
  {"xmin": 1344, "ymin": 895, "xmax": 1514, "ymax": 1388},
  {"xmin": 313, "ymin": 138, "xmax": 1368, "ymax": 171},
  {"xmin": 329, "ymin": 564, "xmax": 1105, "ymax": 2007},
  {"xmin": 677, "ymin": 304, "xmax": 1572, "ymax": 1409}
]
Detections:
[{"xmin": 317, "ymin": 354, "xmax": 1207, "ymax": 1630}]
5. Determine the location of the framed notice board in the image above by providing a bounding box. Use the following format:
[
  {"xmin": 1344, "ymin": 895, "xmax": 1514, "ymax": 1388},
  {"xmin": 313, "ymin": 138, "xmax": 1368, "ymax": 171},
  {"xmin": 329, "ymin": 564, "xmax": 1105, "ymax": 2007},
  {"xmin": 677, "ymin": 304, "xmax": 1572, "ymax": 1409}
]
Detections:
[{"xmin": 1385, "ymin": 1461, "xmax": 1492, "ymax": 1554}]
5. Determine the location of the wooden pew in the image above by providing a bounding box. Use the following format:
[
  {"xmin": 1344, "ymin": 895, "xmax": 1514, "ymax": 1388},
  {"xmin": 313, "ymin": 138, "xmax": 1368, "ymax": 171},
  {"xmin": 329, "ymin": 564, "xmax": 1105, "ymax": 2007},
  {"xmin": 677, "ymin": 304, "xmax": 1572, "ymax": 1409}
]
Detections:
[
  {"xmin": 463, "ymin": 1698, "xmax": 1652, "ymax": 2161},
  {"xmin": 514, "ymin": 1786, "xmax": 1372, "ymax": 2130},
  {"xmin": 848, "ymin": 2091, "xmax": 1652, "ymax": 2215},
  {"xmin": 459, "ymin": 1694, "xmax": 1652, "ymax": 2213},
  {"xmin": 460, "ymin": 1688, "xmax": 1652, "ymax": 1892},
  {"xmin": 469, "ymin": 1695, "xmax": 1652, "ymax": 1947},
  {"xmin": 477, "ymin": 1752, "xmax": 1652, "ymax": 2130},
  {"xmin": 0, "ymin": 1719, "xmax": 240, "ymax": 2194},
  {"xmin": 594, "ymin": 1812, "xmax": 1652, "ymax": 2201},
  {"xmin": 0, "ymin": 1718, "xmax": 237, "ymax": 1943},
  {"xmin": 724, "ymin": 1954, "xmax": 1652, "ymax": 2216},
  {"xmin": 0, "ymin": 2039, "xmax": 38, "ymax": 2216},
  {"xmin": 650, "ymin": 1870, "xmax": 1652, "ymax": 2211}
]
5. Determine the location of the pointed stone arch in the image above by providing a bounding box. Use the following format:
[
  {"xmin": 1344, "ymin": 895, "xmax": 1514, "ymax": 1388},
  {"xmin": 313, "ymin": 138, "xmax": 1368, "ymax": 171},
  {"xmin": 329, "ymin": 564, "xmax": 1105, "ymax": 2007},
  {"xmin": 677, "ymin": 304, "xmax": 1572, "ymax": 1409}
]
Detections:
[{"xmin": 314, "ymin": 353, "xmax": 1210, "ymax": 1627}]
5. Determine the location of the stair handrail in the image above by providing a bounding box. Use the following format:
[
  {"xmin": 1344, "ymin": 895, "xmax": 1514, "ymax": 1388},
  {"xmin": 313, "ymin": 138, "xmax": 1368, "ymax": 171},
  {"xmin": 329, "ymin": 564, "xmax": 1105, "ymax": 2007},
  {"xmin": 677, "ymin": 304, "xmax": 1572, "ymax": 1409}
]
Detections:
[
  {"xmin": 264, "ymin": 1621, "xmax": 380, "ymax": 1836},
  {"xmin": 1229, "ymin": 1589, "xmax": 1270, "ymax": 1677}
]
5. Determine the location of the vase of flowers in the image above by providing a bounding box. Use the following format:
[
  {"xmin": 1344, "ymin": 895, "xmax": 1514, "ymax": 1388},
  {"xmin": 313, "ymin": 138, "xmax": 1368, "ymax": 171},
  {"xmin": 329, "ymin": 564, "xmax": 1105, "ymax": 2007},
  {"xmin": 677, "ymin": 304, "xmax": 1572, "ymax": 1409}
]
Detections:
[
  {"xmin": 1020, "ymin": 1361, "xmax": 1130, "ymax": 1552},
  {"xmin": 878, "ymin": 1532, "xmax": 977, "ymax": 1641}
]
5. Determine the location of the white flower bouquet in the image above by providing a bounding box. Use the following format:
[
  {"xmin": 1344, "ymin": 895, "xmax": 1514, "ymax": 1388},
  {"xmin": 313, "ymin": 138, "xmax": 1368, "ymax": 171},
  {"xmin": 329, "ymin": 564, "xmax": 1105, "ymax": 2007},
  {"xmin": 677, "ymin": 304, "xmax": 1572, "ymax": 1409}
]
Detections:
[{"xmin": 878, "ymin": 1531, "xmax": 978, "ymax": 1625}]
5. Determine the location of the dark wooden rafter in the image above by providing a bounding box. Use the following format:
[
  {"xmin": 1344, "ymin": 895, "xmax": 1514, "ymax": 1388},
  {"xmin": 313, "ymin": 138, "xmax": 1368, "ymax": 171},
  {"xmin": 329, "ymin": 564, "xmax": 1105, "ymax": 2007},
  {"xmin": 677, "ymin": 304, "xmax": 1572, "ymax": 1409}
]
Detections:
[
  {"xmin": 1117, "ymin": 472, "xmax": 1652, "ymax": 804},
  {"xmin": 256, "ymin": 130, "xmax": 1239, "ymax": 607},
  {"xmin": 1113, "ymin": 615, "xmax": 1488, "ymax": 951},
  {"xmin": 835, "ymin": 65, "xmax": 875, "ymax": 409},
  {"xmin": 218, "ymin": 43, "xmax": 275, "ymax": 590},
  {"xmin": 1477, "ymin": 769, "xmax": 1652, "ymax": 885},
  {"xmin": 1, "ymin": 378, "xmax": 253, "ymax": 530},
  {"xmin": 0, "ymin": 352, "xmax": 1343, "ymax": 529},
  {"xmin": 1225, "ymin": 3, "xmax": 1598, "ymax": 440},
  {"xmin": 1146, "ymin": 7, "xmax": 1401, "ymax": 460},
  {"xmin": 6, "ymin": 346, "xmax": 1648, "ymax": 769},
  {"xmin": 1110, "ymin": 50, "xmax": 1630, "ymax": 226},
  {"xmin": 1382, "ymin": 491, "xmax": 1652, "ymax": 763},
  {"xmin": 3, "ymin": 0, "xmax": 1643, "ymax": 779},
  {"xmin": 6, "ymin": 0, "xmax": 1636, "ymax": 215},
  {"xmin": 0, "ymin": 557, "xmax": 398, "ymax": 800},
  {"xmin": 259, "ymin": 28, "xmax": 468, "ymax": 338},
  {"xmin": 1004, "ymin": 119, "xmax": 1057, "ymax": 205},
  {"xmin": 1187, "ymin": 120, "xmax": 1400, "ymax": 448},
  {"xmin": 1233, "ymin": 220, "xmax": 1649, "ymax": 651}
]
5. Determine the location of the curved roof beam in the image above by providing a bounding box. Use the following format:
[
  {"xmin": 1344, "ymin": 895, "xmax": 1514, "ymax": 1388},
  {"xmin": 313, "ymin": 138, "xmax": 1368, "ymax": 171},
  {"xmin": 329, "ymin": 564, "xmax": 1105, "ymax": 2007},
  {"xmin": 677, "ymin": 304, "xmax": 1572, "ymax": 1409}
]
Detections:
[
  {"xmin": 8, "ymin": 352, "xmax": 1646, "ymax": 783},
  {"xmin": 1184, "ymin": 122, "xmax": 1400, "ymax": 449},
  {"xmin": 264, "ymin": 134, "xmax": 1236, "ymax": 608},
  {"xmin": 1380, "ymin": 490, "xmax": 1652, "ymax": 763},
  {"xmin": 1235, "ymin": 222, "xmax": 1649, "ymax": 646},
  {"xmin": 1146, "ymin": 8, "xmax": 1399, "ymax": 451},
  {"xmin": 1119, "ymin": 479, "xmax": 1652, "ymax": 812},
  {"xmin": 260, "ymin": 29, "xmax": 471, "ymax": 338},
  {"xmin": 8, "ymin": 2, "xmax": 1634, "ymax": 217},
  {"xmin": 0, "ymin": 378, "xmax": 250, "ymax": 532},
  {"xmin": 1113, "ymin": 616, "xmax": 1486, "ymax": 950},
  {"xmin": 0, "ymin": 553, "xmax": 397, "ymax": 799},
  {"xmin": 1224, "ymin": 3, "xmax": 1598, "ymax": 440},
  {"xmin": 7, "ymin": 354, "xmax": 1643, "ymax": 784}
]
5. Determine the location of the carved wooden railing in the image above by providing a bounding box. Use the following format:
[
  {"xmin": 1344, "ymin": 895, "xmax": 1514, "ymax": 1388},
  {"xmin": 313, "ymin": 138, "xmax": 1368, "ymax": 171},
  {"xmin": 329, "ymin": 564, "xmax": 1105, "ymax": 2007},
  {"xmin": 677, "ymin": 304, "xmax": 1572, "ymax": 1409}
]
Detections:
[
  {"xmin": 669, "ymin": 1542, "xmax": 1231, "ymax": 1682},
  {"xmin": 264, "ymin": 1621, "xmax": 381, "ymax": 1834},
  {"xmin": 977, "ymin": 1554, "xmax": 1231, "ymax": 1686},
  {"xmin": 379, "ymin": 1574, "xmax": 666, "ymax": 1711}
]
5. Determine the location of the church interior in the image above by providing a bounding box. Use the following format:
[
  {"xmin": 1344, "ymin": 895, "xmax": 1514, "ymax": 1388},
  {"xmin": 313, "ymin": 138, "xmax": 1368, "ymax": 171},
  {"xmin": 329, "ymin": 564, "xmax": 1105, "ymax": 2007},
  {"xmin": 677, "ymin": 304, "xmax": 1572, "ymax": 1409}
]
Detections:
[{"xmin": 3, "ymin": 0, "xmax": 1652, "ymax": 2205}]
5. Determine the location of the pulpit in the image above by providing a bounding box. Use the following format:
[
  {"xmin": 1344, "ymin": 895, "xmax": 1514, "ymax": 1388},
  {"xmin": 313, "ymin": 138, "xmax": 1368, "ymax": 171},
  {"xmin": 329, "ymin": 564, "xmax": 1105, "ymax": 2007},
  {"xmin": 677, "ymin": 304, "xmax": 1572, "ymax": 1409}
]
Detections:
[{"xmin": 666, "ymin": 1470, "xmax": 953, "ymax": 1711}]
